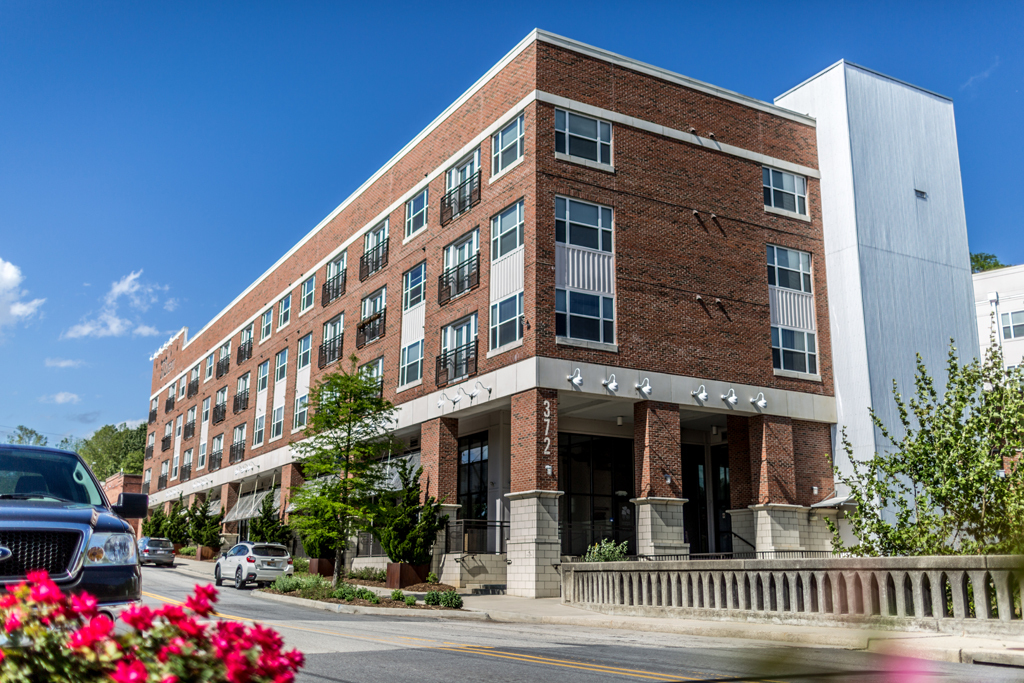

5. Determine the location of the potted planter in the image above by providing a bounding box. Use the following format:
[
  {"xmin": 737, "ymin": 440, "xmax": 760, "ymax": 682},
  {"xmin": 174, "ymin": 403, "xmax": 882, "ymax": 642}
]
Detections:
[
  {"xmin": 385, "ymin": 562, "xmax": 430, "ymax": 589},
  {"xmin": 309, "ymin": 558, "xmax": 335, "ymax": 578},
  {"xmin": 172, "ymin": 543, "xmax": 183, "ymax": 555},
  {"xmin": 197, "ymin": 546, "xmax": 217, "ymax": 561}
]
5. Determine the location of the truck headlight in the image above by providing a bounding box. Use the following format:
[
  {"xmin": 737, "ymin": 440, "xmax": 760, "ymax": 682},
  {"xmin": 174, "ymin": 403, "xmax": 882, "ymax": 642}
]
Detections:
[{"xmin": 84, "ymin": 533, "xmax": 138, "ymax": 566}]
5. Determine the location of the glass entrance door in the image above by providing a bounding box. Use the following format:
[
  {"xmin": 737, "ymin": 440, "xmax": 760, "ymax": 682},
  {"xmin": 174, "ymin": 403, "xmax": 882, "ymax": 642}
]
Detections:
[
  {"xmin": 681, "ymin": 442, "xmax": 731, "ymax": 554},
  {"xmin": 558, "ymin": 433, "xmax": 635, "ymax": 556}
]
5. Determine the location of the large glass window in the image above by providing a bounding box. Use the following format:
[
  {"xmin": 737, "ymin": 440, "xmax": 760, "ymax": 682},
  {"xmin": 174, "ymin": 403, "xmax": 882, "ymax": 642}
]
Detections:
[
  {"xmin": 555, "ymin": 109, "xmax": 611, "ymax": 164},
  {"xmin": 457, "ymin": 432, "xmax": 488, "ymax": 520},
  {"xmin": 557, "ymin": 434, "xmax": 634, "ymax": 556},
  {"xmin": 492, "ymin": 114, "xmax": 524, "ymax": 175},
  {"xmin": 556, "ymin": 290, "xmax": 614, "ymax": 344},
  {"xmin": 763, "ymin": 167, "xmax": 808, "ymax": 216},
  {"xmin": 556, "ymin": 197, "xmax": 612, "ymax": 252},
  {"xmin": 400, "ymin": 341, "xmax": 423, "ymax": 386},
  {"xmin": 403, "ymin": 262, "xmax": 426, "ymax": 310},
  {"xmin": 1001, "ymin": 311, "xmax": 1024, "ymax": 340},
  {"xmin": 490, "ymin": 292, "xmax": 523, "ymax": 349},
  {"xmin": 491, "ymin": 201, "xmax": 524, "ymax": 260},
  {"xmin": 767, "ymin": 245, "xmax": 812, "ymax": 293},
  {"xmin": 405, "ymin": 188, "xmax": 428, "ymax": 237},
  {"xmin": 771, "ymin": 326, "xmax": 817, "ymax": 374}
]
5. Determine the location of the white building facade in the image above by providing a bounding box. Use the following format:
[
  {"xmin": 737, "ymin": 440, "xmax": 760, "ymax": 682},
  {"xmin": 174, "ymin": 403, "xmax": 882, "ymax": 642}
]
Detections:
[{"xmin": 974, "ymin": 263, "xmax": 1024, "ymax": 370}]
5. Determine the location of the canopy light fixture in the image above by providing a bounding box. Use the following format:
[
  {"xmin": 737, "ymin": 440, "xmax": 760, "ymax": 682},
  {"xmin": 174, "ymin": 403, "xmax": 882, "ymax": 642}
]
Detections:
[
  {"xmin": 602, "ymin": 374, "xmax": 618, "ymax": 392},
  {"xmin": 751, "ymin": 392, "xmax": 768, "ymax": 409},
  {"xmin": 567, "ymin": 368, "xmax": 583, "ymax": 387},
  {"xmin": 636, "ymin": 378, "xmax": 653, "ymax": 396},
  {"xmin": 437, "ymin": 391, "xmax": 461, "ymax": 409},
  {"xmin": 721, "ymin": 388, "xmax": 738, "ymax": 405},
  {"xmin": 691, "ymin": 385, "xmax": 708, "ymax": 402},
  {"xmin": 474, "ymin": 380, "xmax": 492, "ymax": 397}
]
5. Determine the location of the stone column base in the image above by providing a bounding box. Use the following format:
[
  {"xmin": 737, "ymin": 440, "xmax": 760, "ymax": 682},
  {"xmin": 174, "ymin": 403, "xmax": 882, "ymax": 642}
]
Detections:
[
  {"xmin": 748, "ymin": 504, "xmax": 838, "ymax": 552},
  {"xmin": 630, "ymin": 497, "xmax": 689, "ymax": 557},
  {"xmin": 505, "ymin": 490, "xmax": 562, "ymax": 598}
]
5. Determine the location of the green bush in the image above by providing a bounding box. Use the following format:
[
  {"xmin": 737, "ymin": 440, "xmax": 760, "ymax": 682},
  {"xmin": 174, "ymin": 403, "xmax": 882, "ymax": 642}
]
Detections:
[
  {"xmin": 292, "ymin": 557, "xmax": 309, "ymax": 573},
  {"xmin": 426, "ymin": 571, "xmax": 439, "ymax": 584},
  {"xmin": 177, "ymin": 546, "xmax": 197, "ymax": 557},
  {"xmin": 368, "ymin": 593, "xmax": 380, "ymax": 604},
  {"xmin": 424, "ymin": 591, "xmax": 441, "ymax": 606},
  {"xmin": 404, "ymin": 595, "xmax": 416, "ymax": 606},
  {"xmin": 390, "ymin": 589, "xmax": 404, "ymax": 601},
  {"xmin": 347, "ymin": 567, "xmax": 386, "ymax": 583},
  {"xmin": 583, "ymin": 538, "xmax": 629, "ymax": 562},
  {"xmin": 439, "ymin": 590, "xmax": 463, "ymax": 609},
  {"xmin": 332, "ymin": 585, "xmax": 356, "ymax": 601},
  {"xmin": 271, "ymin": 575, "xmax": 302, "ymax": 593},
  {"xmin": 295, "ymin": 574, "xmax": 332, "ymax": 601}
]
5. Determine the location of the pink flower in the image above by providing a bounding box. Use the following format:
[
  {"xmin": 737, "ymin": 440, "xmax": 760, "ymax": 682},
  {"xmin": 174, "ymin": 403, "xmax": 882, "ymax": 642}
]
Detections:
[
  {"xmin": 175, "ymin": 616, "xmax": 205, "ymax": 638},
  {"xmin": 67, "ymin": 615, "xmax": 114, "ymax": 649},
  {"xmin": 121, "ymin": 604, "xmax": 154, "ymax": 631},
  {"xmin": 4, "ymin": 610, "xmax": 22, "ymax": 633},
  {"xmin": 272, "ymin": 674, "xmax": 295, "ymax": 683},
  {"xmin": 184, "ymin": 593, "xmax": 214, "ymax": 617},
  {"xmin": 0, "ymin": 593, "xmax": 19, "ymax": 609},
  {"xmin": 25, "ymin": 569, "xmax": 50, "ymax": 584},
  {"xmin": 285, "ymin": 649, "xmax": 304, "ymax": 669},
  {"xmin": 194, "ymin": 583, "xmax": 219, "ymax": 604},
  {"xmin": 159, "ymin": 604, "xmax": 186, "ymax": 623},
  {"xmin": 156, "ymin": 637, "xmax": 185, "ymax": 663},
  {"xmin": 161, "ymin": 677, "xmax": 179, "ymax": 683},
  {"xmin": 110, "ymin": 659, "xmax": 148, "ymax": 683},
  {"xmin": 70, "ymin": 592, "xmax": 99, "ymax": 618},
  {"xmin": 225, "ymin": 650, "xmax": 252, "ymax": 683}
]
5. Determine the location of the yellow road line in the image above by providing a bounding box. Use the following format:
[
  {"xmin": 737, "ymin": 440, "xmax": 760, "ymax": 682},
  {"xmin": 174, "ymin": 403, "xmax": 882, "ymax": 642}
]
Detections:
[
  {"xmin": 435, "ymin": 646, "xmax": 686, "ymax": 681},
  {"xmin": 455, "ymin": 644, "xmax": 698, "ymax": 679}
]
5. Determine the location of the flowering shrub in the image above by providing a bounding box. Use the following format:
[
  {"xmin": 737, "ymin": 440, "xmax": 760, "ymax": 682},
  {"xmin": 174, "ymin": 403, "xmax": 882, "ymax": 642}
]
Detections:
[{"xmin": 0, "ymin": 570, "xmax": 303, "ymax": 683}]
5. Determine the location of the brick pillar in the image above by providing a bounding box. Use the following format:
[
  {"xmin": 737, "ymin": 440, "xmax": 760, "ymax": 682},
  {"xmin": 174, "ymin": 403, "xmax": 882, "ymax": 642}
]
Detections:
[
  {"xmin": 421, "ymin": 417, "xmax": 459, "ymax": 506},
  {"xmin": 632, "ymin": 401, "xmax": 687, "ymax": 556},
  {"xmin": 747, "ymin": 415, "xmax": 803, "ymax": 552},
  {"xmin": 506, "ymin": 388, "xmax": 561, "ymax": 598},
  {"xmin": 279, "ymin": 463, "xmax": 304, "ymax": 523},
  {"xmin": 725, "ymin": 415, "xmax": 755, "ymax": 551},
  {"xmin": 220, "ymin": 481, "xmax": 240, "ymax": 539}
]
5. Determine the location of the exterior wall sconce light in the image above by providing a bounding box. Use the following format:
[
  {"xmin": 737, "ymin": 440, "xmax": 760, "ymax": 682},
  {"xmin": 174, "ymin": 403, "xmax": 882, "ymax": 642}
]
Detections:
[
  {"xmin": 636, "ymin": 378, "xmax": 652, "ymax": 396},
  {"xmin": 616, "ymin": 416, "xmax": 623, "ymax": 426},
  {"xmin": 721, "ymin": 388, "xmax": 738, "ymax": 405},
  {"xmin": 437, "ymin": 391, "xmax": 460, "ymax": 409},
  {"xmin": 545, "ymin": 464, "xmax": 553, "ymax": 476},
  {"xmin": 602, "ymin": 374, "xmax": 618, "ymax": 392},
  {"xmin": 474, "ymin": 381, "xmax": 492, "ymax": 397},
  {"xmin": 751, "ymin": 392, "xmax": 767, "ymax": 409},
  {"xmin": 567, "ymin": 368, "xmax": 583, "ymax": 387},
  {"xmin": 664, "ymin": 473, "xmax": 672, "ymax": 484},
  {"xmin": 691, "ymin": 385, "xmax": 708, "ymax": 401}
]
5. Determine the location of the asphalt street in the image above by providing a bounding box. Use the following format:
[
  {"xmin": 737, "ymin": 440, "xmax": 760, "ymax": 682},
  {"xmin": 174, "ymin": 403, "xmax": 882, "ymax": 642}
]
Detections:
[{"xmin": 139, "ymin": 565, "xmax": 1024, "ymax": 683}]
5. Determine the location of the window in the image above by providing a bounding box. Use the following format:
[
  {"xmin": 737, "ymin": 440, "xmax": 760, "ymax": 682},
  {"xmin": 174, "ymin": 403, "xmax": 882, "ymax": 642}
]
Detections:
[
  {"xmin": 491, "ymin": 201, "xmax": 524, "ymax": 260},
  {"xmin": 490, "ymin": 293, "xmax": 523, "ymax": 349},
  {"xmin": 219, "ymin": 341, "xmax": 230, "ymax": 360},
  {"xmin": 237, "ymin": 373, "xmax": 250, "ymax": 394},
  {"xmin": 256, "ymin": 360, "xmax": 269, "ymax": 392},
  {"xmin": 1001, "ymin": 311, "xmax": 1024, "ymax": 340},
  {"xmin": 144, "ymin": 469, "xmax": 151, "ymax": 485},
  {"xmin": 492, "ymin": 114, "xmax": 524, "ymax": 175},
  {"xmin": 216, "ymin": 387, "xmax": 228, "ymax": 406},
  {"xmin": 198, "ymin": 443, "xmax": 207, "ymax": 469},
  {"xmin": 556, "ymin": 290, "xmax": 614, "ymax": 344},
  {"xmin": 300, "ymin": 276, "xmax": 315, "ymax": 311},
  {"xmin": 403, "ymin": 262, "xmax": 426, "ymax": 310},
  {"xmin": 240, "ymin": 324, "xmax": 253, "ymax": 345},
  {"xmin": 293, "ymin": 395, "xmax": 308, "ymax": 429},
  {"xmin": 205, "ymin": 354, "xmax": 214, "ymax": 380},
  {"xmin": 297, "ymin": 334, "xmax": 312, "ymax": 369},
  {"xmin": 275, "ymin": 349, "xmax": 288, "ymax": 382},
  {"xmin": 440, "ymin": 314, "xmax": 477, "ymax": 383},
  {"xmin": 278, "ymin": 294, "xmax": 291, "ymax": 328},
  {"xmin": 164, "ymin": 422, "xmax": 172, "ymax": 437},
  {"xmin": 190, "ymin": 365, "xmax": 200, "ymax": 383},
  {"xmin": 400, "ymin": 341, "xmax": 423, "ymax": 385},
  {"xmin": 178, "ymin": 379, "xmax": 186, "ymax": 399},
  {"xmin": 362, "ymin": 287, "xmax": 386, "ymax": 319},
  {"xmin": 253, "ymin": 415, "xmax": 265, "ymax": 446},
  {"xmin": 446, "ymin": 151, "xmax": 479, "ymax": 192},
  {"xmin": 186, "ymin": 406, "xmax": 196, "ymax": 424},
  {"xmin": 147, "ymin": 432, "xmax": 155, "ymax": 448},
  {"xmin": 457, "ymin": 432, "xmax": 488, "ymax": 519},
  {"xmin": 405, "ymin": 188, "xmax": 428, "ymax": 237},
  {"xmin": 160, "ymin": 461, "xmax": 168, "ymax": 477},
  {"xmin": 323, "ymin": 315, "xmax": 343, "ymax": 343},
  {"xmin": 260, "ymin": 309, "xmax": 273, "ymax": 340},
  {"xmin": 767, "ymin": 245, "xmax": 812, "ymax": 293},
  {"xmin": 763, "ymin": 167, "xmax": 808, "ymax": 216},
  {"xmin": 172, "ymin": 453, "xmax": 179, "ymax": 479},
  {"xmin": 327, "ymin": 252, "xmax": 346, "ymax": 280},
  {"xmin": 150, "ymin": 398, "xmax": 158, "ymax": 412},
  {"xmin": 771, "ymin": 327, "xmax": 817, "ymax": 374},
  {"xmin": 183, "ymin": 449, "xmax": 192, "ymax": 468},
  {"xmin": 168, "ymin": 382, "xmax": 176, "ymax": 398},
  {"xmin": 270, "ymin": 407, "xmax": 284, "ymax": 440},
  {"xmin": 175, "ymin": 415, "xmax": 182, "ymax": 438},
  {"xmin": 360, "ymin": 357, "xmax": 384, "ymax": 384},
  {"xmin": 366, "ymin": 220, "xmax": 388, "ymax": 251},
  {"xmin": 212, "ymin": 434, "xmax": 223, "ymax": 454},
  {"xmin": 202, "ymin": 397, "xmax": 210, "ymax": 422},
  {"xmin": 555, "ymin": 109, "xmax": 611, "ymax": 164},
  {"xmin": 556, "ymin": 197, "xmax": 612, "ymax": 252},
  {"xmin": 233, "ymin": 424, "xmax": 246, "ymax": 446}
]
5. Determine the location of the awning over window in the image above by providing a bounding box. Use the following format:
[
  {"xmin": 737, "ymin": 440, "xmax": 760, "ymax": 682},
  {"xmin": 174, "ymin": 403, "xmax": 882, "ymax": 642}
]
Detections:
[
  {"xmin": 223, "ymin": 488, "xmax": 280, "ymax": 523},
  {"xmin": 207, "ymin": 498, "xmax": 222, "ymax": 516}
]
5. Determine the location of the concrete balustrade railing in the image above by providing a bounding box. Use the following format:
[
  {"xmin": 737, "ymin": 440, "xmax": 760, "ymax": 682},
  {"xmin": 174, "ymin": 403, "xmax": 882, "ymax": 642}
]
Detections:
[{"xmin": 560, "ymin": 556, "xmax": 1024, "ymax": 636}]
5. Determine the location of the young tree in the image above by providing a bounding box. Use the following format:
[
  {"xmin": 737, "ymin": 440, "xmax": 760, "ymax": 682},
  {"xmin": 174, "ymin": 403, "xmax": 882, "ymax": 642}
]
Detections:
[
  {"xmin": 142, "ymin": 508, "xmax": 168, "ymax": 537},
  {"xmin": 163, "ymin": 494, "xmax": 191, "ymax": 546},
  {"xmin": 5, "ymin": 425, "xmax": 48, "ymax": 446},
  {"xmin": 80, "ymin": 422, "xmax": 146, "ymax": 479},
  {"xmin": 289, "ymin": 357, "xmax": 397, "ymax": 587},
  {"xmin": 829, "ymin": 340, "xmax": 1024, "ymax": 556},
  {"xmin": 366, "ymin": 457, "xmax": 447, "ymax": 566},
  {"xmin": 188, "ymin": 496, "xmax": 224, "ymax": 552},
  {"xmin": 249, "ymin": 487, "xmax": 292, "ymax": 545}
]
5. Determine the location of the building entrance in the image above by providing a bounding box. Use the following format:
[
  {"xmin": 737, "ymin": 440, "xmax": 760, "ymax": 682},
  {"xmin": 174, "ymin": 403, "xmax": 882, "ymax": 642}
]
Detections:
[
  {"xmin": 557, "ymin": 433, "xmax": 635, "ymax": 556},
  {"xmin": 681, "ymin": 443, "xmax": 731, "ymax": 554}
]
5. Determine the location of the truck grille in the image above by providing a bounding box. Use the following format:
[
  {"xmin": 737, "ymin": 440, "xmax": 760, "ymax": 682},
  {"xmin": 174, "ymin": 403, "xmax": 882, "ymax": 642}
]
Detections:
[{"xmin": 0, "ymin": 530, "xmax": 81, "ymax": 580}]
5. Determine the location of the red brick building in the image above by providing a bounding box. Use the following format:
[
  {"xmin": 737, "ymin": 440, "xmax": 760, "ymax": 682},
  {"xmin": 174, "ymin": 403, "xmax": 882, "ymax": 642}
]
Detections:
[
  {"xmin": 101, "ymin": 472, "xmax": 144, "ymax": 538},
  {"xmin": 143, "ymin": 30, "xmax": 838, "ymax": 597}
]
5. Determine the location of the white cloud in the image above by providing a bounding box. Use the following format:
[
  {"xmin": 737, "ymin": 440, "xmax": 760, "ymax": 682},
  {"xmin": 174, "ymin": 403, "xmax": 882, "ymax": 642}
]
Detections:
[
  {"xmin": 117, "ymin": 418, "xmax": 147, "ymax": 430},
  {"xmin": 962, "ymin": 56, "xmax": 1000, "ymax": 90},
  {"xmin": 46, "ymin": 358, "xmax": 85, "ymax": 368},
  {"xmin": 132, "ymin": 324, "xmax": 161, "ymax": 337},
  {"xmin": 0, "ymin": 256, "xmax": 46, "ymax": 329},
  {"xmin": 41, "ymin": 392, "xmax": 81, "ymax": 404},
  {"xmin": 163, "ymin": 298, "xmax": 179, "ymax": 312},
  {"xmin": 64, "ymin": 270, "xmax": 170, "ymax": 339}
]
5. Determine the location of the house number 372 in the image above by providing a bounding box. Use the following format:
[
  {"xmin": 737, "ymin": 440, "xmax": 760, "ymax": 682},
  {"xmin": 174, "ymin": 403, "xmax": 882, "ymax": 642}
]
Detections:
[{"xmin": 542, "ymin": 399, "xmax": 551, "ymax": 454}]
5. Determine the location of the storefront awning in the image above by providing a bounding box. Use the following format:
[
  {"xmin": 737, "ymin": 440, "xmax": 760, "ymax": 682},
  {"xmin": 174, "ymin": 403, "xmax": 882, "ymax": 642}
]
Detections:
[
  {"xmin": 207, "ymin": 498, "xmax": 222, "ymax": 516},
  {"xmin": 811, "ymin": 494, "xmax": 855, "ymax": 508},
  {"xmin": 223, "ymin": 488, "xmax": 280, "ymax": 523}
]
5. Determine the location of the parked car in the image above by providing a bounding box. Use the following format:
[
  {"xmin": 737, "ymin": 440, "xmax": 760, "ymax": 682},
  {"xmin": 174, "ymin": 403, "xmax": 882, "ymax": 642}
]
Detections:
[
  {"xmin": 137, "ymin": 537, "xmax": 174, "ymax": 567},
  {"xmin": 0, "ymin": 444, "xmax": 148, "ymax": 621},
  {"xmin": 214, "ymin": 541, "xmax": 293, "ymax": 589}
]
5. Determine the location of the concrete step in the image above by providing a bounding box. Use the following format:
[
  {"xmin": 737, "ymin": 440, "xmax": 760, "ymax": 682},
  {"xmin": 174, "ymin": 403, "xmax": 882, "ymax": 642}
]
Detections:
[{"xmin": 468, "ymin": 583, "xmax": 507, "ymax": 595}]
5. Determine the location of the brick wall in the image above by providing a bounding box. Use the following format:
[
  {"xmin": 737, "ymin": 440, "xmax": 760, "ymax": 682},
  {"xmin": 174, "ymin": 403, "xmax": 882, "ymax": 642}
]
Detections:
[
  {"xmin": 633, "ymin": 400, "xmax": 683, "ymax": 499},
  {"xmin": 791, "ymin": 420, "xmax": 835, "ymax": 506},
  {"xmin": 510, "ymin": 388, "xmax": 559, "ymax": 492},
  {"xmin": 727, "ymin": 415, "xmax": 752, "ymax": 509},
  {"xmin": 420, "ymin": 417, "xmax": 458, "ymax": 504}
]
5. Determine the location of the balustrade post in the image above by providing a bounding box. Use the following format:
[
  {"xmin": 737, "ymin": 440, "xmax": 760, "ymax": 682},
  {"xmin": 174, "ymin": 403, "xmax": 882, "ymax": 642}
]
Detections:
[
  {"xmin": 910, "ymin": 572, "xmax": 927, "ymax": 619},
  {"xmin": 968, "ymin": 570, "xmax": 991, "ymax": 619}
]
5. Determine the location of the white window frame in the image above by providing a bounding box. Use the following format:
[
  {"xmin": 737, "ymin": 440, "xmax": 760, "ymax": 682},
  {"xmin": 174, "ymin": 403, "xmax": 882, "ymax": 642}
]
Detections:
[
  {"xmin": 327, "ymin": 252, "xmax": 347, "ymax": 280},
  {"xmin": 771, "ymin": 326, "xmax": 818, "ymax": 375},
  {"xmin": 178, "ymin": 379, "xmax": 186, "ymax": 399},
  {"xmin": 555, "ymin": 108, "xmax": 611, "ymax": 165},
  {"xmin": 198, "ymin": 442, "xmax": 207, "ymax": 470},
  {"xmin": 218, "ymin": 341, "xmax": 231, "ymax": 361},
  {"xmin": 492, "ymin": 113, "xmax": 524, "ymax": 177},
  {"xmin": 144, "ymin": 468, "xmax": 151, "ymax": 485},
  {"xmin": 763, "ymin": 167, "xmax": 808, "ymax": 217},
  {"xmin": 278, "ymin": 294, "xmax": 291, "ymax": 329},
  {"xmin": 212, "ymin": 434, "xmax": 224, "ymax": 457},
  {"xmin": 556, "ymin": 288, "xmax": 615, "ymax": 345},
  {"xmin": 270, "ymin": 407, "xmax": 284, "ymax": 440},
  {"xmin": 175, "ymin": 415, "xmax": 182, "ymax": 438},
  {"xmin": 253, "ymin": 415, "xmax": 265, "ymax": 447},
  {"xmin": 490, "ymin": 292, "xmax": 524, "ymax": 351},
  {"xmin": 260, "ymin": 309, "xmax": 273, "ymax": 341},
  {"xmin": 1001, "ymin": 311, "xmax": 1024, "ymax": 340},
  {"xmin": 365, "ymin": 220, "xmax": 389, "ymax": 252},
  {"xmin": 183, "ymin": 448, "xmax": 193, "ymax": 468},
  {"xmin": 201, "ymin": 398, "xmax": 210, "ymax": 423},
  {"xmin": 403, "ymin": 262, "xmax": 426, "ymax": 310},
  {"xmin": 186, "ymin": 406, "xmax": 196, "ymax": 425},
  {"xmin": 240, "ymin": 324, "xmax": 253, "ymax": 345},
  {"xmin": 297, "ymin": 334, "xmax": 312, "ymax": 370},
  {"xmin": 767, "ymin": 245, "xmax": 813, "ymax": 294},
  {"xmin": 556, "ymin": 196, "xmax": 613, "ymax": 253},
  {"xmin": 233, "ymin": 424, "xmax": 247, "ymax": 447},
  {"xmin": 361, "ymin": 287, "xmax": 386, "ymax": 320},
  {"xmin": 300, "ymin": 276, "xmax": 315, "ymax": 312},
  {"xmin": 405, "ymin": 188, "xmax": 428, "ymax": 238},
  {"xmin": 216, "ymin": 387, "xmax": 228, "ymax": 407},
  {"xmin": 293, "ymin": 395, "xmax": 308, "ymax": 430},
  {"xmin": 360, "ymin": 357, "xmax": 384, "ymax": 382},
  {"xmin": 256, "ymin": 360, "xmax": 269, "ymax": 392},
  {"xmin": 445, "ymin": 149, "xmax": 480, "ymax": 192},
  {"xmin": 205, "ymin": 354, "xmax": 214, "ymax": 380},
  {"xmin": 167, "ymin": 382, "xmax": 176, "ymax": 399},
  {"xmin": 160, "ymin": 461, "xmax": 169, "ymax": 477},
  {"xmin": 275, "ymin": 348, "xmax": 288, "ymax": 382},
  {"xmin": 400, "ymin": 340, "xmax": 423, "ymax": 386},
  {"xmin": 237, "ymin": 373, "xmax": 250, "ymax": 394},
  {"xmin": 491, "ymin": 200, "xmax": 524, "ymax": 261},
  {"xmin": 171, "ymin": 453, "xmax": 179, "ymax": 479},
  {"xmin": 323, "ymin": 314, "xmax": 343, "ymax": 343}
]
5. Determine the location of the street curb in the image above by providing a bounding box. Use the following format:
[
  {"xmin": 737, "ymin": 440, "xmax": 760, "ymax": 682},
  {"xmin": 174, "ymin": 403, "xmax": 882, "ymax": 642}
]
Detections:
[{"xmin": 250, "ymin": 589, "xmax": 492, "ymax": 621}]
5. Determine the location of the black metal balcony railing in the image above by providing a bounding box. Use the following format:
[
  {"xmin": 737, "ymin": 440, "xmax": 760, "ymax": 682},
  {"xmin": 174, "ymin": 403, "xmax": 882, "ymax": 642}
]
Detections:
[
  {"xmin": 318, "ymin": 334, "xmax": 344, "ymax": 369},
  {"xmin": 229, "ymin": 441, "xmax": 245, "ymax": 464},
  {"xmin": 212, "ymin": 402, "xmax": 227, "ymax": 425},
  {"xmin": 440, "ymin": 171, "xmax": 481, "ymax": 226},
  {"xmin": 438, "ymin": 254, "xmax": 480, "ymax": 305},
  {"xmin": 355, "ymin": 311, "xmax": 386, "ymax": 348},
  {"xmin": 183, "ymin": 421, "xmax": 195, "ymax": 440},
  {"xmin": 358, "ymin": 238, "xmax": 389, "ymax": 281},
  {"xmin": 161, "ymin": 435, "xmax": 172, "ymax": 452},
  {"xmin": 148, "ymin": 409, "xmax": 157, "ymax": 424},
  {"xmin": 142, "ymin": 481, "xmax": 150, "ymax": 495},
  {"xmin": 165, "ymin": 396, "xmax": 175, "ymax": 412},
  {"xmin": 233, "ymin": 390, "xmax": 249, "ymax": 414},
  {"xmin": 445, "ymin": 519, "xmax": 509, "ymax": 554},
  {"xmin": 187, "ymin": 378, "xmax": 199, "ymax": 398},
  {"xmin": 237, "ymin": 340, "xmax": 253, "ymax": 365},
  {"xmin": 208, "ymin": 449, "xmax": 223, "ymax": 472},
  {"xmin": 145, "ymin": 445, "xmax": 153, "ymax": 460},
  {"xmin": 435, "ymin": 339, "xmax": 478, "ymax": 386},
  {"xmin": 322, "ymin": 271, "xmax": 347, "ymax": 306},
  {"xmin": 180, "ymin": 464, "xmax": 191, "ymax": 483},
  {"xmin": 216, "ymin": 356, "xmax": 230, "ymax": 379},
  {"xmin": 157, "ymin": 474, "xmax": 167, "ymax": 491}
]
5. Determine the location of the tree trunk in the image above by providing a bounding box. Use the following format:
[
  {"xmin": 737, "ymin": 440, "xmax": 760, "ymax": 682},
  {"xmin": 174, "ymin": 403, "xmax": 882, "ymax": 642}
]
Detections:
[{"xmin": 333, "ymin": 539, "xmax": 345, "ymax": 588}]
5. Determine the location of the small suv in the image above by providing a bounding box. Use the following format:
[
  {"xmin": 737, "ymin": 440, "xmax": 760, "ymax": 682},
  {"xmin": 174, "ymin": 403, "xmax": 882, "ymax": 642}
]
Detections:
[
  {"xmin": 214, "ymin": 542, "xmax": 293, "ymax": 589},
  {"xmin": 137, "ymin": 537, "xmax": 174, "ymax": 567}
]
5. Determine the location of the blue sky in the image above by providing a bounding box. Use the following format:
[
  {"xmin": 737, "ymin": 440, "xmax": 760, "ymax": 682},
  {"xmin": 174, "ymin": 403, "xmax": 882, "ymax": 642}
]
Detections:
[{"xmin": 1, "ymin": 1, "xmax": 1021, "ymax": 442}]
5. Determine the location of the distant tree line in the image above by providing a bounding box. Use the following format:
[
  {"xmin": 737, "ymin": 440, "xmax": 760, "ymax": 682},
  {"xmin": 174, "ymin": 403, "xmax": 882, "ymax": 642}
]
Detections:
[{"xmin": 3, "ymin": 422, "xmax": 147, "ymax": 480}]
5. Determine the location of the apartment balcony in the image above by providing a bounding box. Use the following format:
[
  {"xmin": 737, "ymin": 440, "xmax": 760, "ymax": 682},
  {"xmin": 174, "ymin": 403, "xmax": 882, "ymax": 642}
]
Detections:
[
  {"xmin": 318, "ymin": 334, "xmax": 344, "ymax": 369},
  {"xmin": 438, "ymin": 254, "xmax": 480, "ymax": 305},
  {"xmin": 237, "ymin": 340, "xmax": 253, "ymax": 365},
  {"xmin": 229, "ymin": 441, "xmax": 245, "ymax": 464},
  {"xmin": 212, "ymin": 403, "xmax": 227, "ymax": 425},
  {"xmin": 161, "ymin": 435, "xmax": 172, "ymax": 452},
  {"xmin": 439, "ymin": 171, "xmax": 481, "ymax": 226},
  {"xmin": 165, "ymin": 396, "xmax": 175, "ymax": 412},
  {"xmin": 355, "ymin": 311, "xmax": 386, "ymax": 348},
  {"xmin": 435, "ymin": 339, "xmax": 478, "ymax": 386},
  {"xmin": 187, "ymin": 378, "xmax": 199, "ymax": 399},
  {"xmin": 359, "ymin": 239, "xmax": 389, "ymax": 281},
  {"xmin": 209, "ymin": 449, "xmax": 223, "ymax": 472},
  {"xmin": 180, "ymin": 464, "xmax": 191, "ymax": 483},
  {"xmin": 322, "ymin": 271, "xmax": 347, "ymax": 306},
  {"xmin": 183, "ymin": 421, "xmax": 195, "ymax": 440},
  {"xmin": 148, "ymin": 409, "xmax": 157, "ymax": 424},
  {"xmin": 216, "ymin": 356, "xmax": 230, "ymax": 379},
  {"xmin": 233, "ymin": 389, "xmax": 249, "ymax": 414},
  {"xmin": 157, "ymin": 474, "xmax": 167, "ymax": 491},
  {"xmin": 144, "ymin": 445, "xmax": 153, "ymax": 461}
]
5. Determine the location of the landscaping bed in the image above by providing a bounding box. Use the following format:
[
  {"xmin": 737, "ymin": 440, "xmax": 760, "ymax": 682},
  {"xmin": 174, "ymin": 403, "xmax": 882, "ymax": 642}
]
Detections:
[{"xmin": 264, "ymin": 574, "xmax": 465, "ymax": 610}]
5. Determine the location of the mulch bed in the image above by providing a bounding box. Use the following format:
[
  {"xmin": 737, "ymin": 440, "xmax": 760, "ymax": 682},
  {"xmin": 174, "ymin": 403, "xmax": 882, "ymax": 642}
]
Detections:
[
  {"xmin": 264, "ymin": 589, "xmax": 460, "ymax": 610},
  {"xmin": 336, "ymin": 578, "xmax": 457, "ymax": 592}
]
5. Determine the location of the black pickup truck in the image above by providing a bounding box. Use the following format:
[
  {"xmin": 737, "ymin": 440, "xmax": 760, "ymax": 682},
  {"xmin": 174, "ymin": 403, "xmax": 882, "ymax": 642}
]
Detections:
[{"xmin": 0, "ymin": 444, "xmax": 148, "ymax": 619}]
